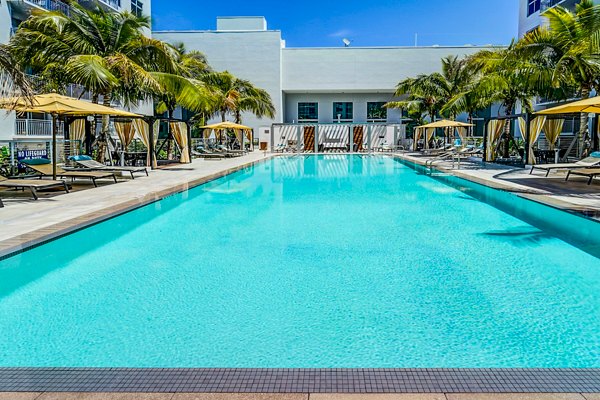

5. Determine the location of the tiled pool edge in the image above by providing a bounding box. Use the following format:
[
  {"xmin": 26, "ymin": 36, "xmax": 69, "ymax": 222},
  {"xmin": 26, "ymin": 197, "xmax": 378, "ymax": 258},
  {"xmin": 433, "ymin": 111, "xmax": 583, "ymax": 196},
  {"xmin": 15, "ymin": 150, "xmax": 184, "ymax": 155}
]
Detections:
[
  {"xmin": 0, "ymin": 156, "xmax": 272, "ymax": 261},
  {"xmin": 0, "ymin": 368, "xmax": 599, "ymax": 393}
]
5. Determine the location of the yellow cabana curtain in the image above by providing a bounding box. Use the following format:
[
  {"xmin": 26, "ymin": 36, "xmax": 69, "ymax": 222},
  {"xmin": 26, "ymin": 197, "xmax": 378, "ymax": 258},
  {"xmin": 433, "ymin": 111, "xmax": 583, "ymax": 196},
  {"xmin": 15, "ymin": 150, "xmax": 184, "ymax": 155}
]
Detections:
[
  {"xmin": 413, "ymin": 127, "xmax": 422, "ymax": 150},
  {"xmin": 486, "ymin": 120, "xmax": 504, "ymax": 161},
  {"xmin": 170, "ymin": 122, "xmax": 191, "ymax": 163},
  {"xmin": 69, "ymin": 119, "xmax": 86, "ymax": 143},
  {"xmin": 455, "ymin": 127, "xmax": 466, "ymax": 144},
  {"xmin": 153, "ymin": 120, "xmax": 160, "ymax": 144},
  {"xmin": 235, "ymin": 129, "xmax": 243, "ymax": 146},
  {"xmin": 114, "ymin": 121, "xmax": 135, "ymax": 150},
  {"xmin": 425, "ymin": 128, "xmax": 435, "ymax": 149},
  {"xmin": 543, "ymin": 119, "xmax": 564, "ymax": 150},
  {"xmin": 518, "ymin": 116, "xmax": 546, "ymax": 164},
  {"xmin": 597, "ymin": 118, "xmax": 600, "ymax": 146},
  {"xmin": 133, "ymin": 119, "xmax": 158, "ymax": 168}
]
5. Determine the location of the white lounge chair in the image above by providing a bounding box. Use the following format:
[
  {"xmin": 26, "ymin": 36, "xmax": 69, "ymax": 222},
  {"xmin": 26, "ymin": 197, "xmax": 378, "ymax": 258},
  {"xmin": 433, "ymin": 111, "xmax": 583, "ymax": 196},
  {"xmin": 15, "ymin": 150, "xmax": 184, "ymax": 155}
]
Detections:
[{"xmin": 529, "ymin": 154, "xmax": 600, "ymax": 177}]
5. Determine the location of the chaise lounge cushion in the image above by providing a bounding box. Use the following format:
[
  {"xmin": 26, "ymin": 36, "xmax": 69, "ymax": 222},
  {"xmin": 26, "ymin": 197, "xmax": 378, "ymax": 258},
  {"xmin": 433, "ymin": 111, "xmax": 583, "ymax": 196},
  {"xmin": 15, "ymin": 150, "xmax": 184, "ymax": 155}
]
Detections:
[{"xmin": 69, "ymin": 155, "xmax": 93, "ymax": 161}]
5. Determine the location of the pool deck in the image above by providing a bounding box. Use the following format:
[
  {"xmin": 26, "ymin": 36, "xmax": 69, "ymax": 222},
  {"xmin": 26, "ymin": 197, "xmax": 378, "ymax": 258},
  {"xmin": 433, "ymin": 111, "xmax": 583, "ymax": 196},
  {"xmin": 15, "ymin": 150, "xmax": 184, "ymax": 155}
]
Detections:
[
  {"xmin": 0, "ymin": 152, "xmax": 271, "ymax": 259},
  {"xmin": 1, "ymin": 152, "xmax": 600, "ymax": 398}
]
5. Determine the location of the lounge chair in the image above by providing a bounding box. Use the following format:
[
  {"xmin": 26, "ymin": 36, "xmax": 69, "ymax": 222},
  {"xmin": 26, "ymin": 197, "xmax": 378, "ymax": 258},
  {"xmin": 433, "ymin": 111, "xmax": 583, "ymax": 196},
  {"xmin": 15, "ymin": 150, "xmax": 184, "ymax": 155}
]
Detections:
[
  {"xmin": 565, "ymin": 168, "xmax": 600, "ymax": 185},
  {"xmin": 194, "ymin": 148, "xmax": 224, "ymax": 159},
  {"xmin": 422, "ymin": 144, "xmax": 453, "ymax": 156},
  {"xmin": 68, "ymin": 155, "xmax": 148, "ymax": 179},
  {"xmin": 529, "ymin": 153, "xmax": 600, "ymax": 177},
  {"xmin": 217, "ymin": 145, "xmax": 245, "ymax": 155},
  {"xmin": 22, "ymin": 159, "xmax": 117, "ymax": 187},
  {"xmin": 0, "ymin": 175, "xmax": 69, "ymax": 205},
  {"xmin": 426, "ymin": 146, "xmax": 481, "ymax": 166},
  {"xmin": 211, "ymin": 147, "xmax": 239, "ymax": 158}
]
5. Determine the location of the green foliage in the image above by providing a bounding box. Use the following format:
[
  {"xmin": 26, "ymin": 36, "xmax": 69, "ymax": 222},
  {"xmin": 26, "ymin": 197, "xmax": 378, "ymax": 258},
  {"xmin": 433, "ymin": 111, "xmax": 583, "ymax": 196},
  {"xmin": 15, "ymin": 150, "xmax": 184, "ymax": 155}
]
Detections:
[{"xmin": 201, "ymin": 71, "xmax": 275, "ymax": 124}]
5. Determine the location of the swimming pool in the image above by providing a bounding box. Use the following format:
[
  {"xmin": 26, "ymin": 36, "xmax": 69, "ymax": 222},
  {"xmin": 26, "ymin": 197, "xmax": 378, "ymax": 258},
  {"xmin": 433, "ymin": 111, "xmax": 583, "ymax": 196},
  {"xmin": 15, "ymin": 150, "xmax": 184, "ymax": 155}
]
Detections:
[{"xmin": 0, "ymin": 154, "xmax": 599, "ymax": 368}]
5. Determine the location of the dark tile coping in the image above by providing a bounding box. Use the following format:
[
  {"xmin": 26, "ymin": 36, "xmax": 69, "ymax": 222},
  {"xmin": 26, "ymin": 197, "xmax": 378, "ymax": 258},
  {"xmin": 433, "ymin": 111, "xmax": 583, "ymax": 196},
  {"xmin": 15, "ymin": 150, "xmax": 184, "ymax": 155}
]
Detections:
[
  {"xmin": 0, "ymin": 368, "xmax": 599, "ymax": 393},
  {"xmin": 0, "ymin": 156, "xmax": 271, "ymax": 261}
]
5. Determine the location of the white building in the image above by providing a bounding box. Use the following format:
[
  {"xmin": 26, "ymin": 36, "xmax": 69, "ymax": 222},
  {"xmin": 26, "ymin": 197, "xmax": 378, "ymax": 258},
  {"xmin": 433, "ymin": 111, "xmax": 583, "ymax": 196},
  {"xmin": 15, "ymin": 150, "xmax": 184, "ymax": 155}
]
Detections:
[
  {"xmin": 0, "ymin": 0, "xmax": 152, "ymax": 145},
  {"xmin": 518, "ymin": 0, "xmax": 593, "ymax": 37},
  {"xmin": 154, "ymin": 17, "xmax": 500, "ymax": 139}
]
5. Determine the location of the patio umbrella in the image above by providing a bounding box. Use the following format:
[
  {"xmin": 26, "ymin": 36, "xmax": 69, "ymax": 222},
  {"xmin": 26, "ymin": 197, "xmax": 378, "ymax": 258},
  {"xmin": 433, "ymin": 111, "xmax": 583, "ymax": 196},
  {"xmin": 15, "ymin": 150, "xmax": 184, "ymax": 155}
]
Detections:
[
  {"xmin": 416, "ymin": 120, "xmax": 474, "ymax": 148},
  {"xmin": 536, "ymin": 96, "xmax": 600, "ymax": 115},
  {"xmin": 201, "ymin": 121, "xmax": 253, "ymax": 148},
  {"xmin": 416, "ymin": 119, "xmax": 474, "ymax": 129},
  {"xmin": 0, "ymin": 93, "xmax": 140, "ymax": 179}
]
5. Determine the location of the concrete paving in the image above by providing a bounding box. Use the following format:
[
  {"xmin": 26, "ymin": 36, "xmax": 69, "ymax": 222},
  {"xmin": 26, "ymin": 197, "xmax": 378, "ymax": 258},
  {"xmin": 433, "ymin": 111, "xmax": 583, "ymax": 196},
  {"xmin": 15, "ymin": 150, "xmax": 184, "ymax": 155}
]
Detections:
[{"xmin": 0, "ymin": 152, "xmax": 269, "ymax": 256}]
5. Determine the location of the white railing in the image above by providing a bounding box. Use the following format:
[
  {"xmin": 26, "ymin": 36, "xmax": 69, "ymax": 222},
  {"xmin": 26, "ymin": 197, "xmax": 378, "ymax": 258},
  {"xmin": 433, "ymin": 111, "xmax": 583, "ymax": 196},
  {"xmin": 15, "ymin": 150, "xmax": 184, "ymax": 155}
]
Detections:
[
  {"xmin": 541, "ymin": 0, "xmax": 574, "ymax": 11},
  {"xmin": 15, "ymin": 119, "xmax": 64, "ymax": 137},
  {"xmin": 101, "ymin": 0, "xmax": 121, "ymax": 9}
]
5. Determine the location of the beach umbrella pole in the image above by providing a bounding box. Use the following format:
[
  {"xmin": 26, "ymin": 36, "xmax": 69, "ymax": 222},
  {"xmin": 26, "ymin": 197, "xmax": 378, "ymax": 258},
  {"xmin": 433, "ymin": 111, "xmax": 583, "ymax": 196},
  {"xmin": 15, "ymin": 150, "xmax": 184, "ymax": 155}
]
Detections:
[{"xmin": 52, "ymin": 113, "xmax": 58, "ymax": 180}]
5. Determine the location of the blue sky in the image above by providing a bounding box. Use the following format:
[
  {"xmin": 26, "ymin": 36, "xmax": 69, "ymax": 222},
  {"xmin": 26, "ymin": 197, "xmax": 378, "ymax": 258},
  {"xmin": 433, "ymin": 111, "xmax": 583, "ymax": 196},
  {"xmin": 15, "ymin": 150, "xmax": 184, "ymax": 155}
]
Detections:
[{"xmin": 152, "ymin": 0, "xmax": 519, "ymax": 47}]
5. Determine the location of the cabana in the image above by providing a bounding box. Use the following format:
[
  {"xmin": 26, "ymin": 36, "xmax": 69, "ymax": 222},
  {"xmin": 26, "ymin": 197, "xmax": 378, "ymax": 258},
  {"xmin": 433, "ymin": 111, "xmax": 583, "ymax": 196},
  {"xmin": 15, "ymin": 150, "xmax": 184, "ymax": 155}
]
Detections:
[
  {"xmin": 536, "ymin": 96, "xmax": 600, "ymax": 161},
  {"xmin": 413, "ymin": 119, "xmax": 474, "ymax": 150},
  {"xmin": 0, "ymin": 93, "xmax": 140, "ymax": 179},
  {"xmin": 201, "ymin": 121, "xmax": 253, "ymax": 151}
]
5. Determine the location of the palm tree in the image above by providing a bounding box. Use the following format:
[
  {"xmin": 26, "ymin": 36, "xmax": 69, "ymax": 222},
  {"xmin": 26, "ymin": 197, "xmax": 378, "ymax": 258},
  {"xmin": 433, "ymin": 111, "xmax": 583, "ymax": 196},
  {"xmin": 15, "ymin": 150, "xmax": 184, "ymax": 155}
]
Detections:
[
  {"xmin": 517, "ymin": 0, "xmax": 600, "ymax": 156},
  {"xmin": 202, "ymin": 71, "xmax": 275, "ymax": 123},
  {"xmin": 440, "ymin": 56, "xmax": 486, "ymax": 125},
  {"xmin": 385, "ymin": 75, "xmax": 446, "ymax": 123},
  {"xmin": 10, "ymin": 4, "xmax": 199, "ymax": 161},
  {"xmin": 386, "ymin": 55, "xmax": 475, "ymax": 123},
  {"xmin": 0, "ymin": 44, "xmax": 32, "ymax": 101},
  {"xmin": 466, "ymin": 43, "xmax": 543, "ymax": 157},
  {"xmin": 154, "ymin": 46, "xmax": 214, "ymax": 158}
]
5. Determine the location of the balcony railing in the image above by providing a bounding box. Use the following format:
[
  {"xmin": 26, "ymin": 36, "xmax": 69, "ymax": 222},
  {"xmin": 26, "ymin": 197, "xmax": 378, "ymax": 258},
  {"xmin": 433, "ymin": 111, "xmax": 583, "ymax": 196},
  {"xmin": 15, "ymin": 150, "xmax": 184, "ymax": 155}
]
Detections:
[
  {"xmin": 77, "ymin": 0, "xmax": 121, "ymax": 11},
  {"xmin": 15, "ymin": 119, "xmax": 65, "ymax": 137},
  {"xmin": 541, "ymin": 0, "xmax": 576, "ymax": 11},
  {"xmin": 25, "ymin": 0, "xmax": 71, "ymax": 14},
  {"xmin": 10, "ymin": 0, "xmax": 123, "ymax": 16},
  {"xmin": 97, "ymin": 0, "xmax": 121, "ymax": 10}
]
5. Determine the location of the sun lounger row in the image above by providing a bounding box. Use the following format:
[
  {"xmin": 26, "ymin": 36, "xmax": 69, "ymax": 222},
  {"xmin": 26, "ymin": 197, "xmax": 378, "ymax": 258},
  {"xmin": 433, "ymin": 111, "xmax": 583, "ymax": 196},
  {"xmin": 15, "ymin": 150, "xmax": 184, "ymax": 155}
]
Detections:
[
  {"xmin": 0, "ymin": 157, "xmax": 149, "ymax": 207},
  {"xmin": 425, "ymin": 146, "xmax": 483, "ymax": 166},
  {"xmin": 530, "ymin": 153, "xmax": 600, "ymax": 176},
  {"xmin": 193, "ymin": 145, "xmax": 245, "ymax": 159}
]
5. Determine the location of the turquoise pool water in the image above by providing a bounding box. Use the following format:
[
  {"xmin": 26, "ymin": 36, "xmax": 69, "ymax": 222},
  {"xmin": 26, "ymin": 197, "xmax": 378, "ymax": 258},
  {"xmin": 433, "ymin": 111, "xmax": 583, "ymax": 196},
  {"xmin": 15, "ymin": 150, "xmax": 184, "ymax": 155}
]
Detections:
[{"xmin": 0, "ymin": 154, "xmax": 599, "ymax": 368}]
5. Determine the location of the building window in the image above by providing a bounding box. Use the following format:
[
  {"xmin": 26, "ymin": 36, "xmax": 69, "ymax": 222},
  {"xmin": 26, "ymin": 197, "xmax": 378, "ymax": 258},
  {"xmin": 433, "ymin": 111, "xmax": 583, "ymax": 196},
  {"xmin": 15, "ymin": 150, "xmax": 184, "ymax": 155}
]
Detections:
[
  {"xmin": 333, "ymin": 102, "xmax": 353, "ymax": 121},
  {"xmin": 367, "ymin": 102, "xmax": 387, "ymax": 121},
  {"xmin": 131, "ymin": 0, "xmax": 143, "ymax": 17},
  {"xmin": 527, "ymin": 0, "xmax": 541, "ymax": 16},
  {"xmin": 298, "ymin": 102, "xmax": 318, "ymax": 120}
]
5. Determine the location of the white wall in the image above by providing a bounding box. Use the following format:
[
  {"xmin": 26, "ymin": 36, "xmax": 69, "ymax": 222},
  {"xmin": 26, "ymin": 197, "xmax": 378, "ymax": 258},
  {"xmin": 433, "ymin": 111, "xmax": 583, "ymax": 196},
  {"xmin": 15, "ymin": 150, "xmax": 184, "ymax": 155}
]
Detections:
[
  {"xmin": 153, "ymin": 29, "xmax": 284, "ymax": 131},
  {"xmin": 282, "ymin": 46, "xmax": 495, "ymax": 93},
  {"xmin": 518, "ymin": 0, "xmax": 543, "ymax": 37},
  {"xmin": 284, "ymin": 93, "xmax": 402, "ymax": 124},
  {"xmin": 217, "ymin": 17, "xmax": 267, "ymax": 31}
]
